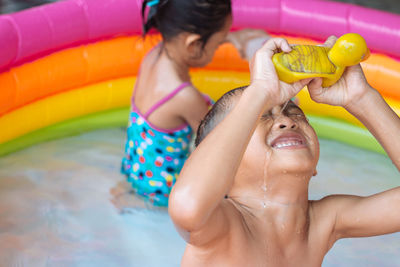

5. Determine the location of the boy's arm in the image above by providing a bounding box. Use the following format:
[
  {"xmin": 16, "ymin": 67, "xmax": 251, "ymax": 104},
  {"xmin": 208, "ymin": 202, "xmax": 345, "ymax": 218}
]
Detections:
[
  {"xmin": 170, "ymin": 81, "xmax": 271, "ymax": 245},
  {"xmin": 169, "ymin": 38, "xmax": 310, "ymax": 245},
  {"xmin": 334, "ymin": 86, "xmax": 400, "ymax": 239},
  {"xmin": 320, "ymin": 187, "xmax": 400, "ymax": 240},
  {"xmin": 308, "ymin": 37, "xmax": 400, "ymax": 239},
  {"xmin": 347, "ymin": 84, "xmax": 400, "ymax": 169}
]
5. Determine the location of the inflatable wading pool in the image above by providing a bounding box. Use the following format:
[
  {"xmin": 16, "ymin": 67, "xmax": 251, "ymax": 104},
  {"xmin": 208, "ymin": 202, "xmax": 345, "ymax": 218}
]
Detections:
[
  {"xmin": 1, "ymin": 1, "xmax": 400, "ymax": 266},
  {"xmin": 1, "ymin": 0, "xmax": 400, "ymax": 156}
]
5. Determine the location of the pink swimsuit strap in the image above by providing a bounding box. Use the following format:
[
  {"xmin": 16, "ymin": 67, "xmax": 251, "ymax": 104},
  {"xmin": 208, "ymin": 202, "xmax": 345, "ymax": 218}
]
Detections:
[{"xmin": 142, "ymin": 82, "xmax": 192, "ymax": 119}]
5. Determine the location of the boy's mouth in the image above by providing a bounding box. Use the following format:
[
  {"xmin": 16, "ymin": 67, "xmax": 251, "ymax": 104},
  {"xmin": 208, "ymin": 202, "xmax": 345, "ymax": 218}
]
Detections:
[{"xmin": 270, "ymin": 132, "xmax": 306, "ymax": 149}]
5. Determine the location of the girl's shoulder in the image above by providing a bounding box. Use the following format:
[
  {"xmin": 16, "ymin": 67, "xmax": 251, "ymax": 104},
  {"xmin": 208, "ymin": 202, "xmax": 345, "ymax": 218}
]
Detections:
[{"xmin": 172, "ymin": 83, "xmax": 206, "ymax": 105}]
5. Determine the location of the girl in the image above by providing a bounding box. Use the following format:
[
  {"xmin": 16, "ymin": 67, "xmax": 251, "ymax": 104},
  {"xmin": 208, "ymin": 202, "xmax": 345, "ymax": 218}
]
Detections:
[{"xmin": 118, "ymin": 0, "xmax": 267, "ymax": 206}]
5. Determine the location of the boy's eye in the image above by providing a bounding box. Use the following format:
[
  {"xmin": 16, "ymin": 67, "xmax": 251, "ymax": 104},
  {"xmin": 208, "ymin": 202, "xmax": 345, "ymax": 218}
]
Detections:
[
  {"xmin": 260, "ymin": 110, "xmax": 308, "ymax": 122},
  {"xmin": 288, "ymin": 112, "xmax": 308, "ymax": 122},
  {"xmin": 261, "ymin": 113, "xmax": 273, "ymax": 121},
  {"xmin": 288, "ymin": 112, "xmax": 303, "ymax": 117}
]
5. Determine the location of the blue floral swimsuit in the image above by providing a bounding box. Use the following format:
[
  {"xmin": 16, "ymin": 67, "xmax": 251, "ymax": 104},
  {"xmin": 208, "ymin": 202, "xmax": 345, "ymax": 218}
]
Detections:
[{"xmin": 121, "ymin": 82, "xmax": 212, "ymax": 206}]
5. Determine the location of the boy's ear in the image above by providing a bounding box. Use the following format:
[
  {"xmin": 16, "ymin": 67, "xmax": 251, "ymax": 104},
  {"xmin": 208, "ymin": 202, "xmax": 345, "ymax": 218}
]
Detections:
[
  {"xmin": 185, "ymin": 33, "xmax": 203, "ymax": 58},
  {"xmin": 313, "ymin": 169, "xmax": 318, "ymax": 176}
]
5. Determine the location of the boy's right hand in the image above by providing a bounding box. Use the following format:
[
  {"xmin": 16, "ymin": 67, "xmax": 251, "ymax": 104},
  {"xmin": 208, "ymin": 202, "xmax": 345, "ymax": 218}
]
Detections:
[{"xmin": 249, "ymin": 38, "xmax": 312, "ymax": 107}]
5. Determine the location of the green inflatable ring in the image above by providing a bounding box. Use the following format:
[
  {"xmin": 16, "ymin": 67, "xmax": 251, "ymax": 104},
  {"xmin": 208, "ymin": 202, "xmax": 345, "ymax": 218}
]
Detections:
[{"xmin": 0, "ymin": 109, "xmax": 384, "ymax": 157}]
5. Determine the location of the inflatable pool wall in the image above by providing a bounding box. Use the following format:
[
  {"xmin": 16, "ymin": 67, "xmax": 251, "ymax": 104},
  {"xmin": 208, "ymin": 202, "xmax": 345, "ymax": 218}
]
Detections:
[{"xmin": 1, "ymin": 0, "xmax": 400, "ymax": 156}]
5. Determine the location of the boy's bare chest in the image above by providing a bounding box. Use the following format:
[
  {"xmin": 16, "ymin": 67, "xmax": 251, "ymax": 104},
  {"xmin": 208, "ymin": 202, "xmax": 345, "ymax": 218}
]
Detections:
[
  {"xmin": 183, "ymin": 223, "xmax": 327, "ymax": 267},
  {"xmin": 183, "ymin": 241, "xmax": 324, "ymax": 267},
  {"xmin": 233, "ymin": 232, "xmax": 324, "ymax": 266}
]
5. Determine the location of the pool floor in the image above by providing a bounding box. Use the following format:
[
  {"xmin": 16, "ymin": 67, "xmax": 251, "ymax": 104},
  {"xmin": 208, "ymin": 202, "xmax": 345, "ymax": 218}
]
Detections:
[{"xmin": 0, "ymin": 128, "xmax": 399, "ymax": 266}]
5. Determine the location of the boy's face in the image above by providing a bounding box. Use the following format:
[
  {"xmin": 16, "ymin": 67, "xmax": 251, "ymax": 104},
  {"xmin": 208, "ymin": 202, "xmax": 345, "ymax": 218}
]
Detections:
[{"xmin": 242, "ymin": 101, "xmax": 319, "ymax": 180}]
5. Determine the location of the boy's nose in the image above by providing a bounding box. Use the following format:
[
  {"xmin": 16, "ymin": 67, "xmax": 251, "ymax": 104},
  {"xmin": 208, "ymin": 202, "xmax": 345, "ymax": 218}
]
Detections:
[{"xmin": 273, "ymin": 116, "xmax": 298, "ymax": 130}]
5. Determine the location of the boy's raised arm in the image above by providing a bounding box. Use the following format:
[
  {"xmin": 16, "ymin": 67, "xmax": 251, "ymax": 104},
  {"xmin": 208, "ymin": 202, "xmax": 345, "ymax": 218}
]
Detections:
[
  {"xmin": 308, "ymin": 36, "xmax": 400, "ymax": 239},
  {"xmin": 169, "ymin": 38, "xmax": 310, "ymax": 244},
  {"xmin": 308, "ymin": 36, "xmax": 400, "ymax": 169},
  {"xmin": 346, "ymin": 84, "xmax": 400, "ymax": 170},
  {"xmin": 335, "ymin": 79, "xmax": 400, "ymax": 239}
]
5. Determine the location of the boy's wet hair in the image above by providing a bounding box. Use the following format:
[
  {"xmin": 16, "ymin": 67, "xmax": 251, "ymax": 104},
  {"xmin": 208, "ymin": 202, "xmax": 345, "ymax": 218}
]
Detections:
[
  {"xmin": 141, "ymin": 0, "xmax": 231, "ymax": 47},
  {"xmin": 195, "ymin": 86, "xmax": 246, "ymax": 146}
]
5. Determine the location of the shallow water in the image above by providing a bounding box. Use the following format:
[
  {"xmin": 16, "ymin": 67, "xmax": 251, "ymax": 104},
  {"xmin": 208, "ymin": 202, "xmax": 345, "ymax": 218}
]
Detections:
[
  {"xmin": 0, "ymin": 128, "xmax": 399, "ymax": 267},
  {"xmin": 0, "ymin": 129, "xmax": 184, "ymax": 267}
]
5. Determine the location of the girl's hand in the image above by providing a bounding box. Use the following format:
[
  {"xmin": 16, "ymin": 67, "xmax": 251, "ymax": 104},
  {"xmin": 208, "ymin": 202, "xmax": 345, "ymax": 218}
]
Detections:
[
  {"xmin": 249, "ymin": 38, "xmax": 312, "ymax": 107},
  {"xmin": 226, "ymin": 28, "xmax": 270, "ymax": 60},
  {"xmin": 307, "ymin": 36, "xmax": 374, "ymax": 109}
]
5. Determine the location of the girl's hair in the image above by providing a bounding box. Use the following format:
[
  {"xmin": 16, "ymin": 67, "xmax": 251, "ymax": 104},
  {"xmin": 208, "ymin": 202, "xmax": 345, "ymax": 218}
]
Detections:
[{"xmin": 141, "ymin": 0, "xmax": 231, "ymax": 47}]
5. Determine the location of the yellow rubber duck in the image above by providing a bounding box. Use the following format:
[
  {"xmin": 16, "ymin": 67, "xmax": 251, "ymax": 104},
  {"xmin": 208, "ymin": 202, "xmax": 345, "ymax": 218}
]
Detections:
[{"xmin": 272, "ymin": 33, "xmax": 370, "ymax": 87}]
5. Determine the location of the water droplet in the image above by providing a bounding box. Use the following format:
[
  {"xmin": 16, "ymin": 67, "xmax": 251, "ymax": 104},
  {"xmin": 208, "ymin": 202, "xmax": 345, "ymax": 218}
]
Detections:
[
  {"xmin": 261, "ymin": 184, "xmax": 268, "ymax": 191},
  {"xmin": 281, "ymin": 100, "xmax": 290, "ymax": 115}
]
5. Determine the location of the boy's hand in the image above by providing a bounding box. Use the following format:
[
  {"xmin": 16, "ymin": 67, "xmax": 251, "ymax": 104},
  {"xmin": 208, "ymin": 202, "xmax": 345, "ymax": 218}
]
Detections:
[
  {"xmin": 250, "ymin": 38, "xmax": 312, "ymax": 107},
  {"xmin": 307, "ymin": 36, "xmax": 374, "ymax": 109}
]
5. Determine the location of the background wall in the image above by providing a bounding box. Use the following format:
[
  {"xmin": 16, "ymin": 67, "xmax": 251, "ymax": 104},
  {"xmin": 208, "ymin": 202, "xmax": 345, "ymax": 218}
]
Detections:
[
  {"xmin": 1, "ymin": 0, "xmax": 400, "ymax": 15},
  {"xmin": 0, "ymin": 0, "xmax": 57, "ymax": 13}
]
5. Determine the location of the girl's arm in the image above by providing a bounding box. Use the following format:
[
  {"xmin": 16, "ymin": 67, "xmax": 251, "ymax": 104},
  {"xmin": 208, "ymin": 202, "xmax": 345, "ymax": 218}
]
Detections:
[
  {"xmin": 226, "ymin": 28, "xmax": 270, "ymax": 61},
  {"xmin": 177, "ymin": 87, "xmax": 210, "ymax": 131}
]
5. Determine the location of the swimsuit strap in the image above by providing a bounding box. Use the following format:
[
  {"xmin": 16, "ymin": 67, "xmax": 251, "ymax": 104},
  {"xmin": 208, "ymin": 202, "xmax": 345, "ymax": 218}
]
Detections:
[{"xmin": 143, "ymin": 81, "xmax": 192, "ymax": 119}]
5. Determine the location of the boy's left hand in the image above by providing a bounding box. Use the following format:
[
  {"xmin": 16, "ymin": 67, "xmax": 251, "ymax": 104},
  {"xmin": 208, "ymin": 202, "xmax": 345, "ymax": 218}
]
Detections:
[
  {"xmin": 250, "ymin": 37, "xmax": 312, "ymax": 107},
  {"xmin": 307, "ymin": 36, "xmax": 373, "ymax": 109}
]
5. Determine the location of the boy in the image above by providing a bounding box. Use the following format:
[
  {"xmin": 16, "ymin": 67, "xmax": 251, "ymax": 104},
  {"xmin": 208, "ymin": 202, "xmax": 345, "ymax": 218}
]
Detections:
[{"xmin": 168, "ymin": 37, "xmax": 400, "ymax": 266}]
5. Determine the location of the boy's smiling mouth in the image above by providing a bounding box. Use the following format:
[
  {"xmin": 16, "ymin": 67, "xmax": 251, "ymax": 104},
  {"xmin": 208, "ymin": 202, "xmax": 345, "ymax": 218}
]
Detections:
[{"xmin": 270, "ymin": 132, "xmax": 307, "ymax": 149}]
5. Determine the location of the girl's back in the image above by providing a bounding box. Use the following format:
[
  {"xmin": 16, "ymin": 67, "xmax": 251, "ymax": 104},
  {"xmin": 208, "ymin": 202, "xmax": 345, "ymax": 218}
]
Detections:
[
  {"xmin": 119, "ymin": 0, "xmax": 232, "ymax": 206},
  {"xmin": 134, "ymin": 44, "xmax": 200, "ymax": 130}
]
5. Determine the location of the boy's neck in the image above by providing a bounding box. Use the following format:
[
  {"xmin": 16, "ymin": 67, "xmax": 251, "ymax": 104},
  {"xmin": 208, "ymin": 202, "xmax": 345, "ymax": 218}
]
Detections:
[
  {"xmin": 263, "ymin": 171, "xmax": 311, "ymax": 205},
  {"xmin": 228, "ymin": 172, "xmax": 312, "ymax": 244},
  {"xmin": 229, "ymin": 171, "xmax": 311, "ymax": 208}
]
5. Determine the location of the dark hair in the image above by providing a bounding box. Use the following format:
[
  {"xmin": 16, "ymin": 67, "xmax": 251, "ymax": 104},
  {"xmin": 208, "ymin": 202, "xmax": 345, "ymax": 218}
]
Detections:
[
  {"xmin": 195, "ymin": 86, "xmax": 246, "ymax": 147},
  {"xmin": 141, "ymin": 0, "xmax": 231, "ymax": 46}
]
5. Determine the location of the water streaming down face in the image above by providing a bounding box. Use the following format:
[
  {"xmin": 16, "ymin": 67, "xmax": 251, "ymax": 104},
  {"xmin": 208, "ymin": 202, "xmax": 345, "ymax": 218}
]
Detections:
[
  {"xmin": 260, "ymin": 100, "xmax": 301, "ymax": 209},
  {"xmin": 262, "ymin": 146, "xmax": 272, "ymax": 209},
  {"xmin": 281, "ymin": 100, "xmax": 290, "ymax": 115},
  {"xmin": 0, "ymin": 128, "xmax": 399, "ymax": 266}
]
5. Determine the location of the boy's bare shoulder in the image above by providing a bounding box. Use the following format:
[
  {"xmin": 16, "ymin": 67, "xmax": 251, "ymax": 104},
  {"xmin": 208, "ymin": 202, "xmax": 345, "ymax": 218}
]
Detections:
[
  {"xmin": 181, "ymin": 199, "xmax": 255, "ymax": 266},
  {"xmin": 308, "ymin": 194, "xmax": 361, "ymax": 244},
  {"xmin": 309, "ymin": 194, "xmax": 350, "ymax": 222},
  {"xmin": 310, "ymin": 194, "xmax": 361, "ymax": 213},
  {"xmin": 188, "ymin": 199, "xmax": 246, "ymax": 246}
]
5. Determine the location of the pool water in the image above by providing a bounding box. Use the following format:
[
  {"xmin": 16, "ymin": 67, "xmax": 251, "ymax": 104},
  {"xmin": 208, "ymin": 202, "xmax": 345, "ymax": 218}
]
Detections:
[{"xmin": 0, "ymin": 128, "xmax": 399, "ymax": 266}]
